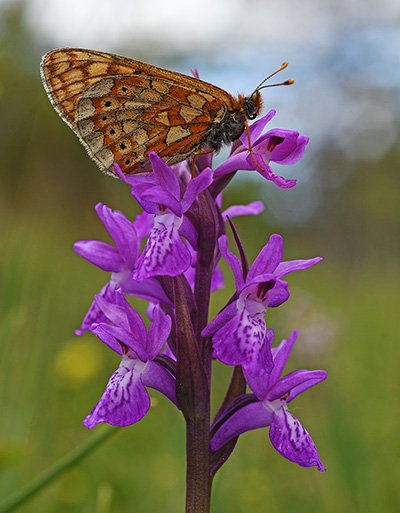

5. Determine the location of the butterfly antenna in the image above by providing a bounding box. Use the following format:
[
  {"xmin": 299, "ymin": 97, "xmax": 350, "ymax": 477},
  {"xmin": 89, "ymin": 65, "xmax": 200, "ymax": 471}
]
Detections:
[{"xmin": 253, "ymin": 61, "xmax": 294, "ymax": 93}]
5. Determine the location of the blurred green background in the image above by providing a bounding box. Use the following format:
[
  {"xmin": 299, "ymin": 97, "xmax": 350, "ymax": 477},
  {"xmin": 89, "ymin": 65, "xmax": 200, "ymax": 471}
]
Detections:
[{"xmin": 1, "ymin": 1, "xmax": 399, "ymax": 512}]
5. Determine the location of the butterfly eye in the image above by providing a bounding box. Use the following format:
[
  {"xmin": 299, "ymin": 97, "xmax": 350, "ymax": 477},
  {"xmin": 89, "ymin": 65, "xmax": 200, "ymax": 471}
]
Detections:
[
  {"xmin": 248, "ymin": 110, "xmax": 258, "ymax": 120},
  {"xmin": 243, "ymin": 95, "xmax": 261, "ymax": 120}
]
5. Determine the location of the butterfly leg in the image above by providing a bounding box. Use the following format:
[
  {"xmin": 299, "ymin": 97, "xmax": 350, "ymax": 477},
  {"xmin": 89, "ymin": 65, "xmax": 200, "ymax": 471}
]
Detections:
[
  {"xmin": 190, "ymin": 148, "xmax": 214, "ymax": 178},
  {"xmin": 243, "ymin": 119, "xmax": 266, "ymax": 175},
  {"xmin": 189, "ymin": 121, "xmax": 264, "ymax": 179}
]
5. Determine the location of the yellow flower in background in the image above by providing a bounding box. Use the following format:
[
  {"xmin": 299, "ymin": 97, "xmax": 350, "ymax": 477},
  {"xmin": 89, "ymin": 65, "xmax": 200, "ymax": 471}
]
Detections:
[{"xmin": 53, "ymin": 337, "xmax": 104, "ymax": 389}]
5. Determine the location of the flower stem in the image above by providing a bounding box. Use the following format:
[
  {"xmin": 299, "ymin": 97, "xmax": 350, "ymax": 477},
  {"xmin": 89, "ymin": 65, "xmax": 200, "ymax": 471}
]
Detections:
[
  {"xmin": 0, "ymin": 425, "xmax": 118, "ymax": 513},
  {"xmin": 184, "ymin": 188, "xmax": 218, "ymax": 513},
  {"xmin": 174, "ymin": 276, "xmax": 211, "ymax": 513},
  {"xmin": 185, "ymin": 414, "xmax": 212, "ymax": 513},
  {"xmin": 194, "ymin": 189, "xmax": 218, "ymax": 363}
]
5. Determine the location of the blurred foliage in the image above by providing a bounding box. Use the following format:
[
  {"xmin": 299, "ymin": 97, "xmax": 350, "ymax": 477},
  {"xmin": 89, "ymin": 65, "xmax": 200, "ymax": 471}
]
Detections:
[{"xmin": 1, "ymin": 2, "xmax": 399, "ymax": 512}]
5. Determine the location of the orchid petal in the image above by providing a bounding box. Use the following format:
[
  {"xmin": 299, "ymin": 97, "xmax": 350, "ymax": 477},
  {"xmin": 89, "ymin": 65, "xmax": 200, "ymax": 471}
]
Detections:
[
  {"xmin": 181, "ymin": 167, "xmax": 213, "ymax": 212},
  {"xmin": 94, "ymin": 294, "xmax": 130, "ymax": 332},
  {"xmin": 277, "ymin": 136, "xmax": 309, "ymax": 164},
  {"xmin": 179, "ymin": 216, "xmax": 198, "ymax": 250},
  {"xmin": 141, "ymin": 360, "xmax": 178, "ymax": 407},
  {"xmin": 133, "ymin": 211, "xmax": 154, "ymax": 239},
  {"xmin": 89, "ymin": 324, "xmax": 123, "ymax": 355},
  {"xmin": 267, "ymin": 369, "xmax": 327, "ymax": 402},
  {"xmin": 247, "ymin": 234, "xmax": 283, "ymax": 279},
  {"xmin": 83, "ymin": 360, "xmax": 151, "ymax": 428},
  {"xmin": 95, "ymin": 203, "xmax": 140, "ymax": 266},
  {"xmin": 269, "ymin": 406, "xmax": 326, "ymax": 471},
  {"xmin": 264, "ymin": 280, "xmax": 290, "ymax": 307},
  {"xmin": 275, "ymin": 257, "xmax": 323, "ymax": 278},
  {"xmin": 121, "ymin": 275, "xmax": 172, "ymax": 305},
  {"xmin": 238, "ymin": 109, "xmax": 276, "ymax": 146},
  {"xmin": 213, "ymin": 152, "xmax": 254, "ymax": 177},
  {"xmin": 74, "ymin": 240, "xmax": 124, "ymax": 272},
  {"xmin": 201, "ymin": 301, "xmax": 238, "ymax": 338},
  {"xmin": 218, "ymin": 235, "xmax": 244, "ymax": 290},
  {"xmin": 75, "ymin": 282, "xmax": 116, "ymax": 336},
  {"xmin": 146, "ymin": 306, "xmax": 172, "ymax": 358},
  {"xmin": 252, "ymin": 158, "xmax": 297, "ymax": 189},
  {"xmin": 286, "ymin": 371, "xmax": 327, "ymax": 403},
  {"xmin": 211, "ymin": 401, "xmax": 274, "ymax": 451},
  {"xmin": 254, "ymin": 129, "xmax": 299, "ymax": 161},
  {"xmin": 222, "ymin": 201, "xmax": 264, "ymax": 221},
  {"xmin": 122, "ymin": 295, "xmax": 148, "ymax": 342},
  {"xmin": 237, "ymin": 273, "xmax": 277, "ymax": 298},
  {"xmin": 149, "ymin": 152, "xmax": 180, "ymax": 198},
  {"xmin": 92, "ymin": 323, "xmax": 148, "ymax": 362},
  {"xmin": 211, "ymin": 265, "xmax": 224, "ymax": 292},
  {"xmin": 140, "ymin": 186, "xmax": 183, "ymax": 217},
  {"xmin": 268, "ymin": 330, "xmax": 299, "ymax": 384}
]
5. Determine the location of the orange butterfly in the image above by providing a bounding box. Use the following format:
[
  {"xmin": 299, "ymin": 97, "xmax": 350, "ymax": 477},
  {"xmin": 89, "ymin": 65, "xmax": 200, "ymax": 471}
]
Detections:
[{"xmin": 40, "ymin": 48, "xmax": 292, "ymax": 176}]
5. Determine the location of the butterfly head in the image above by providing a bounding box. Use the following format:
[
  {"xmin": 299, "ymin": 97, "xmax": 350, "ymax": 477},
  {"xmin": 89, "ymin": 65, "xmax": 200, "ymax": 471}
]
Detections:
[{"xmin": 243, "ymin": 90, "xmax": 263, "ymax": 120}]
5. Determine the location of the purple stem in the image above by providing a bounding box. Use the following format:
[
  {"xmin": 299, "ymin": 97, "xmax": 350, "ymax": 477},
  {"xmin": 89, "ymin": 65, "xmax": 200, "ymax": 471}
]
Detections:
[{"xmin": 179, "ymin": 187, "xmax": 219, "ymax": 512}]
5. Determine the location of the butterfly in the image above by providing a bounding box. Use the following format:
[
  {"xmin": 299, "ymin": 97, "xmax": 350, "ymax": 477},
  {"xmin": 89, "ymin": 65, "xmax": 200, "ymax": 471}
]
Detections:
[{"xmin": 40, "ymin": 48, "xmax": 292, "ymax": 176}]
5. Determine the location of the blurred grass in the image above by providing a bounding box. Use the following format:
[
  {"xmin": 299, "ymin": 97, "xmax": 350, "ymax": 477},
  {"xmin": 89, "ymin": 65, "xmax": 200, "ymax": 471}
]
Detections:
[{"xmin": 1, "ymin": 2, "xmax": 400, "ymax": 512}]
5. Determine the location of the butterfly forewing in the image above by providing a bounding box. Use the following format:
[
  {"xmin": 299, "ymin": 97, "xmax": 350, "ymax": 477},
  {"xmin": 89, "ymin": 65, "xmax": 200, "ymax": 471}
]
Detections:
[
  {"xmin": 76, "ymin": 74, "xmax": 218, "ymax": 173},
  {"xmin": 40, "ymin": 48, "xmax": 237, "ymax": 175}
]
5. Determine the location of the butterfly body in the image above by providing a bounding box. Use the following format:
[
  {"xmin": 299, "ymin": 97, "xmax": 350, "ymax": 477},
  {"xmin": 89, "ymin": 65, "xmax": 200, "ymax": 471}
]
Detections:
[{"xmin": 40, "ymin": 48, "xmax": 263, "ymax": 175}]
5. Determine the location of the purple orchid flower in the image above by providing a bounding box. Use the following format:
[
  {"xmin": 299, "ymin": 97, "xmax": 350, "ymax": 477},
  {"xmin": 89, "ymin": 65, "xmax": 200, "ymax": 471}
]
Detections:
[
  {"xmin": 114, "ymin": 152, "xmax": 213, "ymax": 280},
  {"xmin": 74, "ymin": 203, "xmax": 171, "ymax": 335},
  {"xmin": 83, "ymin": 292, "xmax": 177, "ymax": 429},
  {"xmin": 202, "ymin": 234, "xmax": 322, "ymax": 377},
  {"xmin": 183, "ymin": 199, "xmax": 265, "ymax": 292},
  {"xmin": 213, "ymin": 109, "xmax": 309, "ymax": 189},
  {"xmin": 211, "ymin": 330, "xmax": 326, "ymax": 471}
]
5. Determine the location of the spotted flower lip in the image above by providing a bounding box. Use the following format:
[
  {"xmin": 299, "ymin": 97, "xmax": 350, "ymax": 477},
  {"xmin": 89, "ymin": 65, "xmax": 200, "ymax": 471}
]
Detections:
[
  {"xmin": 210, "ymin": 330, "xmax": 327, "ymax": 471},
  {"xmin": 213, "ymin": 109, "xmax": 309, "ymax": 189},
  {"xmin": 202, "ymin": 234, "xmax": 322, "ymax": 377},
  {"xmin": 113, "ymin": 153, "xmax": 213, "ymax": 280},
  {"xmin": 83, "ymin": 292, "xmax": 177, "ymax": 429}
]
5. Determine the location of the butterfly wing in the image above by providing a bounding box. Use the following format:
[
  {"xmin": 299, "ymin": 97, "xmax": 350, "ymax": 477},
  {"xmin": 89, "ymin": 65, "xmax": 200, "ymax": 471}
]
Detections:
[{"xmin": 40, "ymin": 48, "xmax": 235, "ymax": 175}]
